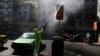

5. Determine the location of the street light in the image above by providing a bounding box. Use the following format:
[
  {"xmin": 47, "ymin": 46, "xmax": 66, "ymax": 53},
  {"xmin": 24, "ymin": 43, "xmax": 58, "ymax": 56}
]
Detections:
[
  {"xmin": 93, "ymin": 21, "xmax": 97, "ymax": 31},
  {"xmin": 32, "ymin": 1, "xmax": 38, "ymax": 8},
  {"xmin": 93, "ymin": 21, "xmax": 97, "ymax": 43}
]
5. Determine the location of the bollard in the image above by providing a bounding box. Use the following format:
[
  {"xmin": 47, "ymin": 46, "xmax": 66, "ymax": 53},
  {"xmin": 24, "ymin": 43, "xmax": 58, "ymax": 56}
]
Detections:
[{"xmin": 52, "ymin": 36, "xmax": 64, "ymax": 56}]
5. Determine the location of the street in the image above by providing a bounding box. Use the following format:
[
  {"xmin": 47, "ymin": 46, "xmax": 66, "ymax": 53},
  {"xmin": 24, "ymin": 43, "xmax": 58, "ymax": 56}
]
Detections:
[
  {"xmin": 0, "ymin": 40, "xmax": 52, "ymax": 56},
  {"xmin": 0, "ymin": 40, "xmax": 100, "ymax": 56}
]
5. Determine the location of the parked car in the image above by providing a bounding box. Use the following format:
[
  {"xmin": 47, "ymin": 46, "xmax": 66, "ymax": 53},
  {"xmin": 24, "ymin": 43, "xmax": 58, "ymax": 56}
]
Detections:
[
  {"xmin": 0, "ymin": 34, "xmax": 7, "ymax": 47},
  {"xmin": 11, "ymin": 32, "xmax": 46, "ymax": 53},
  {"xmin": 11, "ymin": 32, "xmax": 36, "ymax": 51}
]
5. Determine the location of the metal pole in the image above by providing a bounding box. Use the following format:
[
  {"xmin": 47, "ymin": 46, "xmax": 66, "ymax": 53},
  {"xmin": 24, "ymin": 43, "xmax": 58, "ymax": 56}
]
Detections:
[
  {"xmin": 59, "ymin": 19, "xmax": 61, "ymax": 36},
  {"xmin": 95, "ymin": 30, "xmax": 96, "ymax": 42}
]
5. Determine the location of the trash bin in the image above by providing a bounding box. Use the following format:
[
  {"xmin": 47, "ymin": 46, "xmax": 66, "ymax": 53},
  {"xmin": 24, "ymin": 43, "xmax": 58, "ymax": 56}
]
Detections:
[{"xmin": 52, "ymin": 36, "xmax": 64, "ymax": 56}]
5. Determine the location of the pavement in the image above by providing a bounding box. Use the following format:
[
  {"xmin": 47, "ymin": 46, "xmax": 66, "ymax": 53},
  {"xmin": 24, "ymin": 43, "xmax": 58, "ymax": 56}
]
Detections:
[
  {"xmin": 0, "ymin": 40, "xmax": 100, "ymax": 56},
  {"xmin": 64, "ymin": 42, "xmax": 100, "ymax": 56},
  {"xmin": 0, "ymin": 40, "xmax": 52, "ymax": 56}
]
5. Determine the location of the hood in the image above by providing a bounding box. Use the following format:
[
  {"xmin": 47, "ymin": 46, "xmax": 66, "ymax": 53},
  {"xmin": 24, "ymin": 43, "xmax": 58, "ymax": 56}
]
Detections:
[{"xmin": 12, "ymin": 38, "xmax": 35, "ymax": 44}]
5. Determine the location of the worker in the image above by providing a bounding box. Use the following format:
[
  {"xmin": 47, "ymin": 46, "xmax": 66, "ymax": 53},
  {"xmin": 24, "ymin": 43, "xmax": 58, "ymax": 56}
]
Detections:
[
  {"xmin": 33, "ymin": 27, "xmax": 43, "ymax": 56},
  {"xmin": 86, "ymin": 32, "xmax": 90, "ymax": 43}
]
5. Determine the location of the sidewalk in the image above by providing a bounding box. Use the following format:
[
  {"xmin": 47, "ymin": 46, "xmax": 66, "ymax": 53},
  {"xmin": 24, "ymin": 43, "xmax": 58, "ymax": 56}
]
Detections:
[
  {"xmin": 39, "ymin": 40, "xmax": 100, "ymax": 56},
  {"xmin": 64, "ymin": 41, "xmax": 100, "ymax": 56},
  {"xmin": 40, "ymin": 40, "xmax": 81, "ymax": 56}
]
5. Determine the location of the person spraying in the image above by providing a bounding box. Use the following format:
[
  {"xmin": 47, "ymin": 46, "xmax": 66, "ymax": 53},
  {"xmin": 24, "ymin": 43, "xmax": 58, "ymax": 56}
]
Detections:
[
  {"xmin": 33, "ymin": 20, "xmax": 50, "ymax": 56},
  {"xmin": 33, "ymin": 27, "xmax": 43, "ymax": 56}
]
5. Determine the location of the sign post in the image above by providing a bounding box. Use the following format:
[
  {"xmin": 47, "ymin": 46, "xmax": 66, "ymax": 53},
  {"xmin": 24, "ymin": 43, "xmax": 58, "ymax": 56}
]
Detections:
[
  {"xmin": 56, "ymin": 5, "xmax": 64, "ymax": 35},
  {"xmin": 51, "ymin": 4, "xmax": 64, "ymax": 56}
]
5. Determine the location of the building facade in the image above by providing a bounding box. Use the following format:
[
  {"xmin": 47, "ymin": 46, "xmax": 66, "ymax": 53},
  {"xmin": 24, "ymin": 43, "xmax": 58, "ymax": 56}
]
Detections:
[
  {"xmin": 0, "ymin": 0, "xmax": 13, "ymax": 22},
  {"xmin": 63, "ymin": 0, "xmax": 97, "ymax": 31},
  {"xmin": 15, "ymin": 0, "xmax": 37, "ymax": 32},
  {"xmin": 0, "ymin": 0, "xmax": 14, "ymax": 34},
  {"xmin": 62, "ymin": 0, "xmax": 98, "ymax": 42},
  {"xmin": 0, "ymin": 0, "xmax": 37, "ymax": 38}
]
